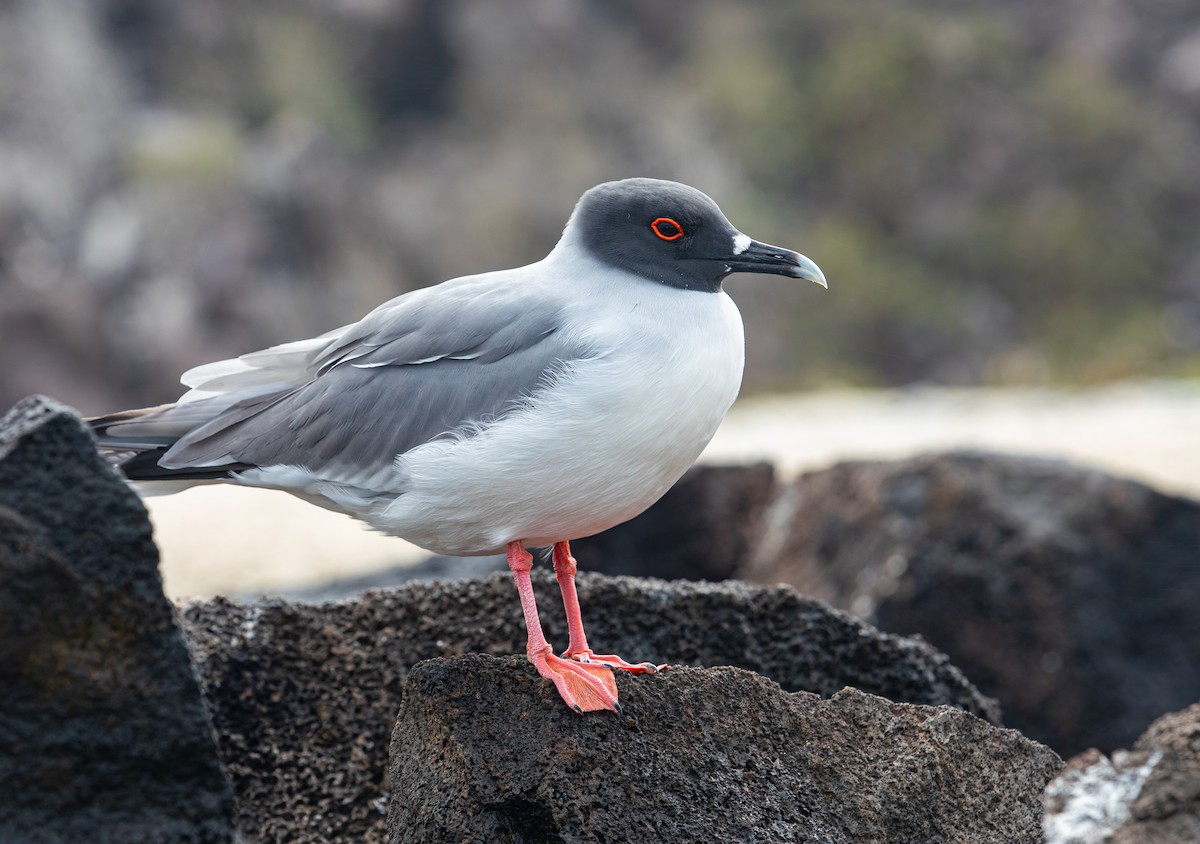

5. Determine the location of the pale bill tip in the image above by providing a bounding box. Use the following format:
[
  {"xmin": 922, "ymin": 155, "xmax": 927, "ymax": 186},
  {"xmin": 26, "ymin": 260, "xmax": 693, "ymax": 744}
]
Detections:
[{"xmin": 794, "ymin": 252, "xmax": 828, "ymax": 289}]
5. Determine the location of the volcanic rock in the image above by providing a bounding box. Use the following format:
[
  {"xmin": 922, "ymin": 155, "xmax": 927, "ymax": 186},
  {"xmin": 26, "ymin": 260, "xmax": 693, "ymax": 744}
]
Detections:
[
  {"xmin": 0, "ymin": 396, "xmax": 236, "ymax": 843},
  {"xmin": 742, "ymin": 450, "xmax": 1200, "ymax": 756},
  {"xmin": 390, "ymin": 656, "xmax": 1060, "ymax": 843},
  {"xmin": 182, "ymin": 573, "xmax": 998, "ymax": 843}
]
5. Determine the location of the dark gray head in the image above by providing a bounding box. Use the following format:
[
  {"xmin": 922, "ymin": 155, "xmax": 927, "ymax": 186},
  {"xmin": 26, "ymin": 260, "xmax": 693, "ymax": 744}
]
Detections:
[{"xmin": 567, "ymin": 177, "xmax": 826, "ymax": 293}]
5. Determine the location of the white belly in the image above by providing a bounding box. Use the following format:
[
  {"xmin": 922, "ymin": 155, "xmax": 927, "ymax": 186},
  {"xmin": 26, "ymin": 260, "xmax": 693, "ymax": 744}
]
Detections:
[{"xmin": 373, "ymin": 288, "xmax": 745, "ymax": 555}]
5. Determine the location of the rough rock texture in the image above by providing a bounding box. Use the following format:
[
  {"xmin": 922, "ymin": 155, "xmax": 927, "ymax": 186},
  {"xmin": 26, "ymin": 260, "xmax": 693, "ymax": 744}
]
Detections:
[
  {"xmin": 1044, "ymin": 700, "xmax": 1200, "ymax": 844},
  {"xmin": 742, "ymin": 450, "xmax": 1200, "ymax": 756},
  {"xmin": 571, "ymin": 462, "xmax": 778, "ymax": 581},
  {"xmin": 389, "ymin": 656, "xmax": 1060, "ymax": 844},
  {"xmin": 181, "ymin": 574, "xmax": 999, "ymax": 844},
  {"xmin": 0, "ymin": 396, "xmax": 236, "ymax": 843},
  {"xmin": 259, "ymin": 550, "xmax": 508, "ymax": 602}
]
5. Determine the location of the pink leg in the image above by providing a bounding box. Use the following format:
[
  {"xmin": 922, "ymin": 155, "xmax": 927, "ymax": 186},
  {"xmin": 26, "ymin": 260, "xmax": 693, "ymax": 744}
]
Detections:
[
  {"xmin": 552, "ymin": 541, "xmax": 669, "ymax": 675},
  {"xmin": 506, "ymin": 541, "xmax": 620, "ymax": 714}
]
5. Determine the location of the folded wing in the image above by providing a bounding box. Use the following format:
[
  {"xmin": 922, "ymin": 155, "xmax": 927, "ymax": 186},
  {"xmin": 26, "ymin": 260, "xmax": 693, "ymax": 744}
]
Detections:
[{"xmin": 92, "ymin": 273, "xmax": 578, "ymax": 491}]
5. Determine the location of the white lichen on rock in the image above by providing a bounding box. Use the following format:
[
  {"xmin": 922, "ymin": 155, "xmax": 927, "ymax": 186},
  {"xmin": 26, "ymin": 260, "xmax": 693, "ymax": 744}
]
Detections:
[{"xmin": 1044, "ymin": 749, "xmax": 1162, "ymax": 843}]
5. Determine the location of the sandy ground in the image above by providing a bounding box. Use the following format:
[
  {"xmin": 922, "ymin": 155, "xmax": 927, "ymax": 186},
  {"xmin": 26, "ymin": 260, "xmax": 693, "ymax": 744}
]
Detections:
[{"xmin": 150, "ymin": 379, "xmax": 1200, "ymax": 600}]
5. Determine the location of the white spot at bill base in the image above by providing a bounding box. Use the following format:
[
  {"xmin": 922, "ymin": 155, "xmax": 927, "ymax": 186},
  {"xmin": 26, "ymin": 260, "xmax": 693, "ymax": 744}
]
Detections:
[{"xmin": 732, "ymin": 233, "xmax": 752, "ymax": 255}]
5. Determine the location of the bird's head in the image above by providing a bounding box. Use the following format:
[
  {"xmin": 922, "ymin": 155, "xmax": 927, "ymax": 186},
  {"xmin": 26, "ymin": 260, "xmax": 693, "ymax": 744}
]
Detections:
[{"xmin": 567, "ymin": 177, "xmax": 827, "ymax": 293}]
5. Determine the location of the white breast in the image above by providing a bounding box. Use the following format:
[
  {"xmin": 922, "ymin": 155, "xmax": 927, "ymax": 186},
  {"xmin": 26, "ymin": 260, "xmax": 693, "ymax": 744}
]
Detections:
[{"xmin": 375, "ymin": 274, "xmax": 746, "ymax": 556}]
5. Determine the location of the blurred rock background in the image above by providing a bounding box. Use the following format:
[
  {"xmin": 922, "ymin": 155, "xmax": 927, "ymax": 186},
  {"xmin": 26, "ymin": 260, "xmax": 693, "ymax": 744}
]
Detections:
[
  {"xmin": 4, "ymin": 0, "xmax": 1200, "ymax": 600},
  {"xmin": 5, "ymin": 4, "xmax": 1200, "ymax": 799},
  {"xmin": 4, "ymin": 0, "xmax": 1200, "ymax": 415}
]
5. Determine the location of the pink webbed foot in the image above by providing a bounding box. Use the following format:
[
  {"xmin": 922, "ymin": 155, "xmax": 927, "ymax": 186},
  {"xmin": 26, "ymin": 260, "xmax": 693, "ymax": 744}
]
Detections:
[
  {"xmin": 551, "ymin": 541, "xmax": 670, "ymax": 678},
  {"xmin": 563, "ymin": 648, "xmax": 670, "ymax": 675},
  {"xmin": 528, "ymin": 645, "xmax": 621, "ymax": 714},
  {"xmin": 508, "ymin": 540, "xmax": 625, "ymax": 715}
]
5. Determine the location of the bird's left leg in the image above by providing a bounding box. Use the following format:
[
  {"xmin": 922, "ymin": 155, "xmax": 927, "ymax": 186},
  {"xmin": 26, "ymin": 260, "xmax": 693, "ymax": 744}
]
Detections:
[
  {"xmin": 552, "ymin": 540, "xmax": 668, "ymax": 674},
  {"xmin": 507, "ymin": 541, "xmax": 620, "ymax": 714}
]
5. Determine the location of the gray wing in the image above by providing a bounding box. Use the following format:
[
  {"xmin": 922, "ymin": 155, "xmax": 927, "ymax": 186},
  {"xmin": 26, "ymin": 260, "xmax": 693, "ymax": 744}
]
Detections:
[{"xmin": 159, "ymin": 274, "xmax": 581, "ymax": 489}]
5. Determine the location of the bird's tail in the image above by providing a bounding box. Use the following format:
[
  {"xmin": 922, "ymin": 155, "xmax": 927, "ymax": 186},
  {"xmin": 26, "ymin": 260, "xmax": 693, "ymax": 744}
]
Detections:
[
  {"xmin": 90, "ymin": 331, "xmax": 344, "ymax": 488},
  {"xmin": 89, "ymin": 403, "xmax": 253, "ymax": 484}
]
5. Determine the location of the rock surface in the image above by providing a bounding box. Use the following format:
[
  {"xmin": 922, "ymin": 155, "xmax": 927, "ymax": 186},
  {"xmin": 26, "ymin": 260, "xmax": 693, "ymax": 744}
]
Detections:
[
  {"xmin": 182, "ymin": 573, "xmax": 999, "ymax": 843},
  {"xmin": 0, "ymin": 398, "xmax": 1084, "ymax": 844},
  {"xmin": 390, "ymin": 656, "xmax": 1060, "ymax": 844},
  {"xmin": 1044, "ymin": 700, "xmax": 1200, "ymax": 844},
  {"xmin": 742, "ymin": 450, "xmax": 1200, "ymax": 756},
  {"xmin": 0, "ymin": 396, "xmax": 236, "ymax": 843}
]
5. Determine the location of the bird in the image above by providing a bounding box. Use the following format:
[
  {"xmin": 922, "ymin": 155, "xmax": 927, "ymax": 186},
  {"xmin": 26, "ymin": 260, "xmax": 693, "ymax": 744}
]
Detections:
[{"xmin": 90, "ymin": 177, "xmax": 826, "ymax": 714}]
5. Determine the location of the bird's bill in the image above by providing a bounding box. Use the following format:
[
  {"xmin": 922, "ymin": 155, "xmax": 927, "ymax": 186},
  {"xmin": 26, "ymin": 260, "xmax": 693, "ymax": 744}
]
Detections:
[{"xmin": 726, "ymin": 239, "xmax": 828, "ymax": 288}]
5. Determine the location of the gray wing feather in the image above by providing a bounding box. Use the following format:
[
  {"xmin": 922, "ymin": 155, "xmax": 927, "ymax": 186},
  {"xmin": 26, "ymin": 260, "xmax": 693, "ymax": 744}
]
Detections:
[
  {"xmin": 160, "ymin": 274, "xmax": 577, "ymax": 488},
  {"xmin": 310, "ymin": 275, "xmax": 551, "ymax": 370}
]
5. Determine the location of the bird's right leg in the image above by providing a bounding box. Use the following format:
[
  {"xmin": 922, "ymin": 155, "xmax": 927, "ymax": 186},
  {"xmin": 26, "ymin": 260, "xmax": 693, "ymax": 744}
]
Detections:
[
  {"xmin": 506, "ymin": 541, "xmax": 620, "ymax": 714},
  {"xmin": 552, "ymin": 540, "xmax": 667, "ymax": 674}
]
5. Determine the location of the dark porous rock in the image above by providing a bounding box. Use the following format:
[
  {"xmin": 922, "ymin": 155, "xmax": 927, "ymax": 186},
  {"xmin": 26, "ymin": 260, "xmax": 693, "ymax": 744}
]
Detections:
[
  {"xmin": 260, "ymin": 551, "xmax": 508, "ymax": 602},
  {"xmin": 181, "ymin": 573, "xmax": 998, "ymax": 843},
  {"xmin": 571, "ymin": 462, "xmax": 778, "ymax": 581},
  {"xmin": 741, "ymin": 450, "xmax": 1200, "ymax": 757},
  {"xmin": 1044, "ymin": 700, "xmax": 1200, "ymax": 843},
  {"xmin": 0, "ymin": 396, "xmax": 236, "ymax": 843},
  {"xmin": 389, "ymin": 656, "xmax": 1060, "ymax": 844}
]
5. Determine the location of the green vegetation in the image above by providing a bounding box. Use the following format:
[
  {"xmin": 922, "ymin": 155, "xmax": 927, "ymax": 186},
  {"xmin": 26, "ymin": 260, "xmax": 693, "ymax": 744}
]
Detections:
[
  {"xmin": 3, "ymin": 0, "xmax": 1198, "ymax": 408},
  {"xmin": 691, "ymin": 1, "xmax": 1199, "ymax": 386}
]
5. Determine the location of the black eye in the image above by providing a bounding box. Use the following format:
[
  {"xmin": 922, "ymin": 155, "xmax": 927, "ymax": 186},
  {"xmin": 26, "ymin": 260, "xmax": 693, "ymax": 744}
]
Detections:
[{"xmin": 651, "ymin": 217, "xmax": 685, "ymax": 241}]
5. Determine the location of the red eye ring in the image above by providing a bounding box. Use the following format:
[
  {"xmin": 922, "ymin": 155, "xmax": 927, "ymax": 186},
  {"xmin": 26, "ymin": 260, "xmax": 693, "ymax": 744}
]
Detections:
[{"xmin": 651, "ymin": 217, "xmax": 685, "ymax": 241}]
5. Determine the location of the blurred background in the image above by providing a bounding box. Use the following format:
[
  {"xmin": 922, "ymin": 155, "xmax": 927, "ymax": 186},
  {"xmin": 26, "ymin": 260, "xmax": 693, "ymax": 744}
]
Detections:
[{"xmin": 2, "ymin": 0, "xmax": 1199, "ymax": 597}]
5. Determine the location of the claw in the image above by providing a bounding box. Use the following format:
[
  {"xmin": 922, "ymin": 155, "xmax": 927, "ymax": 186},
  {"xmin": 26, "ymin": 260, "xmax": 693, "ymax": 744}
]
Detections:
[{"xmin": 565, "ymin": 649, "xmax": 671, "ymax": 675}]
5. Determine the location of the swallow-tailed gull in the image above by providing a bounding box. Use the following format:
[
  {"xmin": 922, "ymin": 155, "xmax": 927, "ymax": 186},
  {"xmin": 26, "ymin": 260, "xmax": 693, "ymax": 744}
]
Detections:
[{"xmin": 91, "ymin": 177, "xmax": 827, "ymax": 714}]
